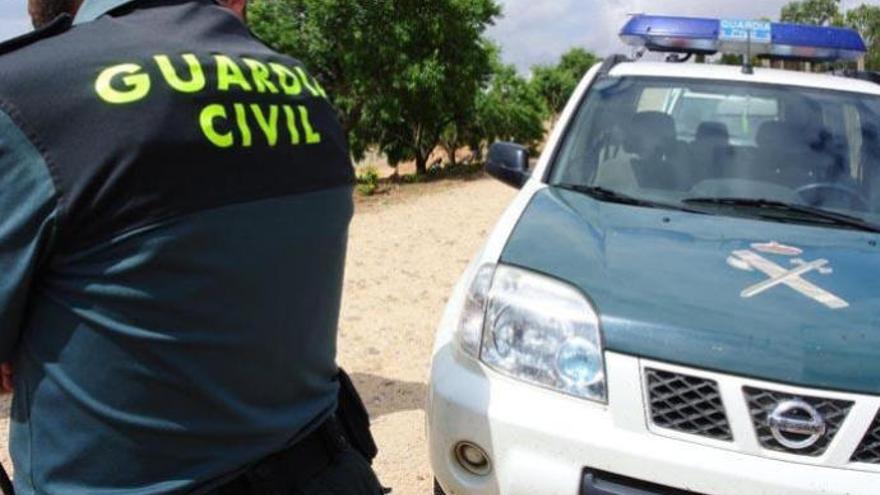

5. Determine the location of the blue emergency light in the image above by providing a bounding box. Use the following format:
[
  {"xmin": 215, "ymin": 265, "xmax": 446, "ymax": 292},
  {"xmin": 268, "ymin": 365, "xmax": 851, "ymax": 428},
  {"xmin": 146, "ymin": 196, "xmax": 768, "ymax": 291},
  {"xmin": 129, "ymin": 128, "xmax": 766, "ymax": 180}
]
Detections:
[{"xmin": 620, "ymin": 14, "xmax": 867, "ymax": 62}]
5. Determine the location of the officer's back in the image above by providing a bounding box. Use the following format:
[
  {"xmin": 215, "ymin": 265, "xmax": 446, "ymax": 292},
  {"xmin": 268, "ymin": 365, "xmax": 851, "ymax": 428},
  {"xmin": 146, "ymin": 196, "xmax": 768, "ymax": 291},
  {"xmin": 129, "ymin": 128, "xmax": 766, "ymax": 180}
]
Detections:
[{"xmin": 0, "ymin": 0, "xmax": 362, "ymax": 492}]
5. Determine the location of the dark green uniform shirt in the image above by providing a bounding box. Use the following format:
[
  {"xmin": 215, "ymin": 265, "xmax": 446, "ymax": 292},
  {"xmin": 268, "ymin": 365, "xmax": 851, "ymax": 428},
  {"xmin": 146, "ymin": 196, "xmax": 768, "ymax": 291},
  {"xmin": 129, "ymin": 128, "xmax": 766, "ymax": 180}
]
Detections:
[{"xmin": 0, "ymin": 1, "xmax": 355, "ymax": 493}]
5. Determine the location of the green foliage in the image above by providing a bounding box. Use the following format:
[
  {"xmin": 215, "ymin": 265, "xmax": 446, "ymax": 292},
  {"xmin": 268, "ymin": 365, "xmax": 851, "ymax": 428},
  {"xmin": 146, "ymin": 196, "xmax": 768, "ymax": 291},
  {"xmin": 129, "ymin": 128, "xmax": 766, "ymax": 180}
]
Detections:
[
  {"xmin": 475, "ymin": 60, "xmax": 547, "ymax": 148},
  {"xmin": 356, "ymin": 166, "xmax": 380, "ymax": 196},
  {"xmin": 438, "ymin": 47, "xmax": 547, "ymax": 163},
  {"xmin": 781, "ymin": 0, "xmax": 843, "ymax": 26},
  {"xmin": 369, "ymin": 2, "xmax": 500, "ymax": 175},
  {"xmin": 250, "ymin": 0, "xmax": 501, "ymax": 175},
  {"xmin": 719, "ymin": 54, "xmax": 744, "ymax": 66},
  {"xmin": 531, "ymin": 48, "xmax": 598, "ymax": 117},
  {"xmin": 846, "ymin": 5, "xmax": 880, "ymax": 69}
]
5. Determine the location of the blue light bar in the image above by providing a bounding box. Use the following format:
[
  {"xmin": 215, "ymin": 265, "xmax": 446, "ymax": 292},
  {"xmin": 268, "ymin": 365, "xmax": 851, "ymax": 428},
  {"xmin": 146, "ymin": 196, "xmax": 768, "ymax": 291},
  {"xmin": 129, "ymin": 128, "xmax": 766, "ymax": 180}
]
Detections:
[{"xmin": 620, "ymin": 14, "xmax": 867, "ymax": 62}]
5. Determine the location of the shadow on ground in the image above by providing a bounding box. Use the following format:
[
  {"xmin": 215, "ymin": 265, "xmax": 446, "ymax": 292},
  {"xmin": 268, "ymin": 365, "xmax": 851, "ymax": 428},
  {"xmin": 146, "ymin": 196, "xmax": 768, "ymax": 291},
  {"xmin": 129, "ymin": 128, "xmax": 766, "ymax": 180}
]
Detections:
[{"xmin": 349, "ymin": 373, "xmax": 427, "ymax": 420}]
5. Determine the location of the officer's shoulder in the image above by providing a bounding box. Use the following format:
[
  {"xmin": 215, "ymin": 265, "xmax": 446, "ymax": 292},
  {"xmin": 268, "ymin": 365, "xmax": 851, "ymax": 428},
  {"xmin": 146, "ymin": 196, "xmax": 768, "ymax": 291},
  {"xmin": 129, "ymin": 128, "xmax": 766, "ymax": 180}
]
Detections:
[{"xmin": 0, "ymin": 14, "xmax": 72, "ymax": 58}]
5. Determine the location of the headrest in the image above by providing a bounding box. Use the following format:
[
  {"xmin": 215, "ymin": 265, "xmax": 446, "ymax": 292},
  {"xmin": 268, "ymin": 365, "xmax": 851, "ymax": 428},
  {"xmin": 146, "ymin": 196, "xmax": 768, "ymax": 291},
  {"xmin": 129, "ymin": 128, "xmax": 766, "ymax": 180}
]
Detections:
[
  {"xmin": 757, "ymin": 120, "xmax": 832, "ymax": 152},
  {"xmin": 756, "ymin": 121, "xmax": 800, "ymax": 149},
  {"xmin": 695, "ymin": 122, "xmax": 729, "ymax": 144},
  {"xmin": 624, "ymin": 112, "xmax": 677, "ymax": 155}
]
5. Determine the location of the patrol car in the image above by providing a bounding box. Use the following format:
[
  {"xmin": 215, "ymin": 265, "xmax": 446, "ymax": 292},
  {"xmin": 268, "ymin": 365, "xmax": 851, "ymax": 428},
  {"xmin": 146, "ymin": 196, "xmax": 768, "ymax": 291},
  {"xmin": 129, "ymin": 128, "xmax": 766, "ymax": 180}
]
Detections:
[{"xmin": 428, "ymin": 15, "xmax": 880, "ymax": 495}]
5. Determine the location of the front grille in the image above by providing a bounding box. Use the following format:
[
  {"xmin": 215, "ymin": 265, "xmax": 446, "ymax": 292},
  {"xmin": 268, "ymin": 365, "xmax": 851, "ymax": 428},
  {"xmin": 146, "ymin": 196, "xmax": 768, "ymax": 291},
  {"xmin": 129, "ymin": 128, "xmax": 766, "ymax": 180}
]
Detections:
[
  {"xmin": 645, "ymin": 369, "xmax": 732, "ymax": 441},
  {"xmin": 852, "ymin": 410, "xmax": 880, "ymax": 464},
  {"xmin": 744, "ymin": 387, "xmax": 853, "ymax": 457}
]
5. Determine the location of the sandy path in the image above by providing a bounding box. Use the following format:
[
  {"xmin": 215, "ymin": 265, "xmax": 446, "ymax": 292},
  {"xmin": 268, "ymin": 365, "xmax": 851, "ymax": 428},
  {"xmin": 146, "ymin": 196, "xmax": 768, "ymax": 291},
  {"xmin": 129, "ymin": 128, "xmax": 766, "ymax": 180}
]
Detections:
[
  {"xmin": 0, "ymin": 177, "xmax": 517, "ymax": 494},
  {"xmin": 341, "ymin": 177, "xmax": 515, "ymax": 494}
]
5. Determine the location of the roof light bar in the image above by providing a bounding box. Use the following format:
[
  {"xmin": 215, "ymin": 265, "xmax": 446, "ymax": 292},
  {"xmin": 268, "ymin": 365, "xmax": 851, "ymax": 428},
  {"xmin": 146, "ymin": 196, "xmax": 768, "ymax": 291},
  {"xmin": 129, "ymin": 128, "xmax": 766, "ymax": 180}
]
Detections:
[{"xmin": 620, "ymin": 14, "xmax": 867, "ymax": 62}]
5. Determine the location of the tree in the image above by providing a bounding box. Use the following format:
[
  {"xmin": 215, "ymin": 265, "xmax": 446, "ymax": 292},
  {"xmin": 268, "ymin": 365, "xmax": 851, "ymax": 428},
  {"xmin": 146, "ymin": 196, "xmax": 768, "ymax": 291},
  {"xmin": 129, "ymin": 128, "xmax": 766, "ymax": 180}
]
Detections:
[
  {"xmin": 475, "ymin": 61, "xmax": 547, "ymax": 150},
  {"xmin": 371, "ymin": 1, "xmax": 500, "ymax": 175},
  {"xmin": 846, "ymin": 4, "xmax": 880, "ymax": 69},
  {"xmin": 531, "ymin": 48, "xmax": 598, "ymax": 118},
  {"xmin": 437, "ymin": 43, "xmax": 545, "ymax": 165},
  {"xmin": 250, "ymin": 0, "xmax": 501, "ymax": 175},
  {"xmin": 780, "ymin": 0, "xmax": 843, "ymax": 26}
]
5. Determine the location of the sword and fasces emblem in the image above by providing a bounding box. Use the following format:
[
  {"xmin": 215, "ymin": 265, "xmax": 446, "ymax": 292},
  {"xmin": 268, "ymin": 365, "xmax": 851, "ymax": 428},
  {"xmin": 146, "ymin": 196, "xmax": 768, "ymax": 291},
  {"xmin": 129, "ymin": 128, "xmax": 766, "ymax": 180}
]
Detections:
[{"xmin": 727, "ymin": 242, "xmax": 849, "ymax": 310}]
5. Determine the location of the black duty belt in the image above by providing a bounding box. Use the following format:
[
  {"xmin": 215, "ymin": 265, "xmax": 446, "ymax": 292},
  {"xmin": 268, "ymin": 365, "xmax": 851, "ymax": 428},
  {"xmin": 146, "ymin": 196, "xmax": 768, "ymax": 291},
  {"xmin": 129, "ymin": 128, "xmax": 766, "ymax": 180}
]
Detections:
[{"xmin": 209, "ymin": 417, "xmax": 349, "ymax": 495}]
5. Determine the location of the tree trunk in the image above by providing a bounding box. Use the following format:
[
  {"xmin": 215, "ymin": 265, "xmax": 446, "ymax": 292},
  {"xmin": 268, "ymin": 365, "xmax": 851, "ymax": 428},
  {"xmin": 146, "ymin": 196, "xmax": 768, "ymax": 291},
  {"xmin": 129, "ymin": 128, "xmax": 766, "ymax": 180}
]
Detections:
[
  {"xmin": 446, "ymin": 144, "xmax": 457, "ymax": 167},
  {"xmin": 415, "ymin": 153, "xmax": 428, "ymax": 175},
  {"xmin": 469, "ymin": 141, "xmax": 484, "ymax": 162},
  {"xmin": 342, "ymin": 104, "xmax": 363, "ymax": 136},
  {"xmin": 414, "ymin": 126, "xmax": 428, "ymax": 175}
]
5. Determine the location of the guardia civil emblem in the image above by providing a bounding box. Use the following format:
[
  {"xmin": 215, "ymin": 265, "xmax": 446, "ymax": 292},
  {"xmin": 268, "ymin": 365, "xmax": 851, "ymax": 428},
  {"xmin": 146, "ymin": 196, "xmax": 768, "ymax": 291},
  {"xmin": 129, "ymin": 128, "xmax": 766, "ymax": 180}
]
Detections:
[{"xmin": 727, "ymin": 242, "xmax": 849, "ymax": 310}]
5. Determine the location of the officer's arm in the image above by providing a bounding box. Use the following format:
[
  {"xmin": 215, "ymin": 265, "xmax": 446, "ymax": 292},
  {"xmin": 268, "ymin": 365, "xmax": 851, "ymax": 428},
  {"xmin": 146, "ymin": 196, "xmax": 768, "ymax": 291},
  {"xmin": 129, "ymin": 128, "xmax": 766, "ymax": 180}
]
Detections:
[{"xmin": 0, "ymin": 109, "xmax": 59, "ymax": 366}]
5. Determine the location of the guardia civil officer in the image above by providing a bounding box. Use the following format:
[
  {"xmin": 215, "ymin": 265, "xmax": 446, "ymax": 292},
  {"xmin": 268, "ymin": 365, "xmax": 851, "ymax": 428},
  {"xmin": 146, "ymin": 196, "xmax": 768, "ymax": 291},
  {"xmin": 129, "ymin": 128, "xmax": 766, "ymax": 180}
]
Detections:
[{"xmin": 0, "ymin": 0, "xmax": 383, "ymax": 493}]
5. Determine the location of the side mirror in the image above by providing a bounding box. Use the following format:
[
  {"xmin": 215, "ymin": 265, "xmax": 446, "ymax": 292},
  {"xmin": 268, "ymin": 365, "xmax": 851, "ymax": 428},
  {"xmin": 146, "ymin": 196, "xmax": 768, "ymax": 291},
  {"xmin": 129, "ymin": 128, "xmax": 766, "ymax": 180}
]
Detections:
[{"xmin": 486, "ymin": 142, "xmax": 530, "ymax": 189}]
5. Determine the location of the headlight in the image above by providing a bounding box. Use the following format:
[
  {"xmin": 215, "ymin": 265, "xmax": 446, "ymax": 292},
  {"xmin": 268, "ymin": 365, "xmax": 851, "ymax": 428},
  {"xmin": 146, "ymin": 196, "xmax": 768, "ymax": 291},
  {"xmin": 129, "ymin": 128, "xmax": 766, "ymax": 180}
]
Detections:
[
  {"xmin": 455, "ymin": 263, "xmax": 606, "ymax": 403},
  {"xmin": 455, "ymin": 264, "xmax": 496, "ymax": 357}
]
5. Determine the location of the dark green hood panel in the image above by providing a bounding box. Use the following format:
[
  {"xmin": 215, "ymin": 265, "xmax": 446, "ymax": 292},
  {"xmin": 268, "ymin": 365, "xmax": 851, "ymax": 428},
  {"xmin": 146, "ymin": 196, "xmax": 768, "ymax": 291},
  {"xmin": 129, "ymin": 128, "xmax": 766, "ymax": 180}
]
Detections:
[{"xmin": 501, "ymin": 188, "xmax": 880, "ymax": 394}]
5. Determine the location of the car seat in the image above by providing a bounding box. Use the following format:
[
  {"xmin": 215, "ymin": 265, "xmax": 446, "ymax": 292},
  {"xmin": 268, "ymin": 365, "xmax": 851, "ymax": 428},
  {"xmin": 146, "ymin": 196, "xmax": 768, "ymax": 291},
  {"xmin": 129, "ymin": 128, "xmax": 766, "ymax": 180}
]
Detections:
[
  {"xmin": 691, "ymin": 121, "xmax": 731, "ymax": 183},
  {"xmin": 862, "ymin": 124, "xmax": 880, "ymax": 213},
  {"xmin": 755, "ymin": 121, "xmax": 835, "ymax": 188},
  {"xmin": 624, "ymin": 112, "xmax": 692, "ymax": 191}
]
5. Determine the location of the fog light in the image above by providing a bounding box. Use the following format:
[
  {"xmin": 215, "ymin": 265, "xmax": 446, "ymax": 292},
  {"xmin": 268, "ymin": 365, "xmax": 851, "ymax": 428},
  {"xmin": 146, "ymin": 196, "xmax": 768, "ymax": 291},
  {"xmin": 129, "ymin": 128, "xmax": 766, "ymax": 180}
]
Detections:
[{"xmin": 454, "ymin": 441, "xmax": 492, "ymax": 476}]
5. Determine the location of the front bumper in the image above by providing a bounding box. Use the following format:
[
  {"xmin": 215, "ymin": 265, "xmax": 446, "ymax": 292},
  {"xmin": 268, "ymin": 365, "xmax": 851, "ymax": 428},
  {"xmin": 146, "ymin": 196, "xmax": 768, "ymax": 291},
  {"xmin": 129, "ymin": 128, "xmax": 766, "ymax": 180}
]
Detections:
[{"xmin": 427, "ymin": 348, "xmax": 880, "ymax": 495}]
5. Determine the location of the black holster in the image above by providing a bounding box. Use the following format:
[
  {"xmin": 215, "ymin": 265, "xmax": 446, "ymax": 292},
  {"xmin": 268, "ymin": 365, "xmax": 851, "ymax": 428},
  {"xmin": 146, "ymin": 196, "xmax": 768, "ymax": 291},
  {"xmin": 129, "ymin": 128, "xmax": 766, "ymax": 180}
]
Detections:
[
  {"xmin": 335, "ymin": 368, "xmax": 378, "ymax": 463},
  {"xmin": 0, "ymin": 462, "xmax": 12, "ymax": 495}
]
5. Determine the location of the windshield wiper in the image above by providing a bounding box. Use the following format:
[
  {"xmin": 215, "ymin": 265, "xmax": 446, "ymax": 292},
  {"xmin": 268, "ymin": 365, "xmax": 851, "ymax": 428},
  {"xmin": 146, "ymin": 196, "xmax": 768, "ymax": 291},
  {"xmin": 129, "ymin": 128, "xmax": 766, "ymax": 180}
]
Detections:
[
  {"xmin": 684, "ymin": 197, "xmax": 880, "ymax": 233},
  {"xmin": 557, "ymin": 184, "xmax": 705, "ymax": 214}
]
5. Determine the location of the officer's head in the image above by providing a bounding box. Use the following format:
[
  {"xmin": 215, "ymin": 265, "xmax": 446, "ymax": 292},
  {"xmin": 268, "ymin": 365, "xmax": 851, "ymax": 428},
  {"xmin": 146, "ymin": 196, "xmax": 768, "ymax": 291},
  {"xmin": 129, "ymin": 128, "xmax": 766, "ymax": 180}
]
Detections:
[
  {"xmin": 28, "ymin": 0, "xmax": 82, "ymax": 28},
  {"xmin": 218, "ymin": 0, "xmax": 247, "ymax": 20}
]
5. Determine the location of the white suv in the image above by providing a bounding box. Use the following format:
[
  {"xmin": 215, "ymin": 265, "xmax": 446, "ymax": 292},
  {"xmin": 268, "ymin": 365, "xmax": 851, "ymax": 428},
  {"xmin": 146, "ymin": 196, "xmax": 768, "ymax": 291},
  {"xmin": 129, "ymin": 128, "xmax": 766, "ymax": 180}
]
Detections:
[{"xmin": 428, "ymin": 15, "xmax": 880, "ymax": 495}]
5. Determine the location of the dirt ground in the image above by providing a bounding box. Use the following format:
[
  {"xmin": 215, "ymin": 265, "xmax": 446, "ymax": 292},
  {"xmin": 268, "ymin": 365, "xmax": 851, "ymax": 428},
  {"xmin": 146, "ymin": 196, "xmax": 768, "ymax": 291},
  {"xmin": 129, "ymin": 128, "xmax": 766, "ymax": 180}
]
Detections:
[{"xmin": 0, "ymin": 176, "xmax": 517, "ymax": 494}]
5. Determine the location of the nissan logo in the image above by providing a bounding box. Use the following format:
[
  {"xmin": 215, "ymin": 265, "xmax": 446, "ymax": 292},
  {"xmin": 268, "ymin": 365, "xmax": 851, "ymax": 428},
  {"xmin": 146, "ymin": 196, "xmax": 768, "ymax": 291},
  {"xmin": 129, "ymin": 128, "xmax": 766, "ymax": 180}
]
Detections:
[{"xmin": 768, "ymin": 399, "xmax": 826, "ymax": 450}]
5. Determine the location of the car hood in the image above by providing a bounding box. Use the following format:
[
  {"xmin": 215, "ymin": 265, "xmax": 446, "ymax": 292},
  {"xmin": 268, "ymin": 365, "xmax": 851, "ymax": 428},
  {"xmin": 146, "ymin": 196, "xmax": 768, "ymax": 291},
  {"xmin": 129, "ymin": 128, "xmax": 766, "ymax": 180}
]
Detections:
[{"xmin": 501, "ymin": 187, "xmax": 880, "ymax": 394}]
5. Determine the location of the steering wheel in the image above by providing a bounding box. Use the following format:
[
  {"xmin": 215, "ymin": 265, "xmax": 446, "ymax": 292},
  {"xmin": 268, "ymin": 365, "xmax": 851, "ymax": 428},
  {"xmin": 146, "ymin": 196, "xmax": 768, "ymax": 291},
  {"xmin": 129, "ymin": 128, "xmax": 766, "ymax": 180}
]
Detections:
[{"xmin": 795, "ymin": 182, "xmax": 869, "ymax": 211}]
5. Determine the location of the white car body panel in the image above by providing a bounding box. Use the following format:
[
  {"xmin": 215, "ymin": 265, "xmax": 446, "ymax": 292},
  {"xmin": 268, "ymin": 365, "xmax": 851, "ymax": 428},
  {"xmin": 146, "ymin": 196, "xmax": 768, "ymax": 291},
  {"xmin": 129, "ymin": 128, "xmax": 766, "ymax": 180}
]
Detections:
[{"xmin": 609, "ymin": 62, "xmax": 880, "ymax": 96}]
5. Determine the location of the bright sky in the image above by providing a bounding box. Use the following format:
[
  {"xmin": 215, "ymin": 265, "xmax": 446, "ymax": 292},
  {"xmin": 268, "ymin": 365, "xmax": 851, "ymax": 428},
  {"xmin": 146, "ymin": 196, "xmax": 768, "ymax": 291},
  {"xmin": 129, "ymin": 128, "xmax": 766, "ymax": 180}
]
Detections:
[
  {"xmin": 0, "ymin": 0, "xmax": 31, "ymax": 39},
  {"xmin": 2, "ymin": 0, "xmax": 880, "ymax": 70}
]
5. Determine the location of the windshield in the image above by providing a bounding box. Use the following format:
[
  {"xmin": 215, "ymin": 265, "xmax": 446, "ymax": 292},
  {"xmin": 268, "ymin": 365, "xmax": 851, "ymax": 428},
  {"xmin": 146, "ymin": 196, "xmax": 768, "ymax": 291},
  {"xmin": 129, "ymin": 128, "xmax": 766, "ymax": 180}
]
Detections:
[{"xmin": 550, "ymin": 76, "xmax": 880, "ymax": 229}]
